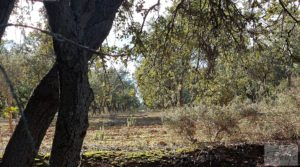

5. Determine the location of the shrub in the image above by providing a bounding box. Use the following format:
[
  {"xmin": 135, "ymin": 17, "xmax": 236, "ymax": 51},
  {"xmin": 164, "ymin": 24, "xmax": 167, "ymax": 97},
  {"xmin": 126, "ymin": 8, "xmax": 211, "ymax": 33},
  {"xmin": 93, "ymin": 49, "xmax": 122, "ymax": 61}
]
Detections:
[
  {"xmin": 2, "ymin": 106, "xmax": 18, "ymax": 133},
  {"xmin": 163, "ymin": 105, "xmax": 241, "ymax": 142},
  {"xmin": 258, "ymin": 88, "xmax": 300, "ymax": 140},
  {"xmin": 202, "ymin": 106, "xmax": 240, "ymax": 141},
  {"xmin": 162, "ymin": 86, "xmax": 300, "ymax": 143},
  {"xmin": 162, "ymin": 107, "xmax": 198, "ymax": 143}
]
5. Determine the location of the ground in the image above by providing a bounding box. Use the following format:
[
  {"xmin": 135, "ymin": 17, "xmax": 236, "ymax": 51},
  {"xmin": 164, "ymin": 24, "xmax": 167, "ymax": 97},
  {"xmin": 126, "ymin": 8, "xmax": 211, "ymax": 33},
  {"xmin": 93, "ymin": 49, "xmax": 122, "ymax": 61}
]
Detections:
[
  {"xmin": 39, "ymin": 111, "xmax": 191, "ymax": 154},
  {"xmin": 0, "ymin": 111, "xmax": 299, "ymax": 166}
]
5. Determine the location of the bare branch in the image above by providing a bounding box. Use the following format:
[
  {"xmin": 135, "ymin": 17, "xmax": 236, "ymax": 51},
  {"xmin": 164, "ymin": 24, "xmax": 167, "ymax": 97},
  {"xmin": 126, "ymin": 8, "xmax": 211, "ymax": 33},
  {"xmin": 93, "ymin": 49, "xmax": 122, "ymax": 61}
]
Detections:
[
  {"xmin": 279, "ymin": 0, "xmax": 299, "ymax": 24},
  {"xmin": 0, "ymin": 23, "xmax": 127, "ymax": 58},
  {"xmin": 139, "ymin": 0, "xmax": 160, "ymax": 33}
]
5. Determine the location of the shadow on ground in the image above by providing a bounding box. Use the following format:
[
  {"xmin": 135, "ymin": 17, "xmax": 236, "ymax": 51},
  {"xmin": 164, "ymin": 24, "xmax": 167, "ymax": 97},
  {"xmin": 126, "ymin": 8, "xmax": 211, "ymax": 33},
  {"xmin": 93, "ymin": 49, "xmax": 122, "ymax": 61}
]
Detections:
[
  {"xmin": 31, "ymin": 144, "xmax": 267, "ymax": 167},
  {"xmin": 79, "ymin": 144, "xmax": 265, "ymax": 167},
  {"xmin": 89, "ymin": 114, "xmax": 162, "ymax": 129}
]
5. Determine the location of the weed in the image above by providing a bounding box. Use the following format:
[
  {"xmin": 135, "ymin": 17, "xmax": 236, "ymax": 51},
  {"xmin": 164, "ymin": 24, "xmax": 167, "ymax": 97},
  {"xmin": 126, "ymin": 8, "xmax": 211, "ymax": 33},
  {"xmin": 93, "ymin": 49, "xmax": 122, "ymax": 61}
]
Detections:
[
  {"xmin": 94, "ymin": 126, "xmax": 105, "ymax": 141},
  {"xmin": 127, "ymin": 115, "xmax": 136, "ymax": 127}
]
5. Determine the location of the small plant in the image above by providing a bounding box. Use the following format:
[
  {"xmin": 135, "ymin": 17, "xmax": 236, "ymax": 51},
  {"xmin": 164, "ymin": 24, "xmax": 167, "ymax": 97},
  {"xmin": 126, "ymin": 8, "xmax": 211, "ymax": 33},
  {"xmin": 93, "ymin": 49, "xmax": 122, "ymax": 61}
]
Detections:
[
  {"xmin": 2, "ymin": 106, "xmax": 18, "ymax": 133},
  {"xmin": 127, "ymin": 115, "xmax": 136, "ymax": 127},
  {"xmin": 94, "ymin": 126, "xmax": 105, "ymax": 141},
  {"xmin": 163, "ymin": 106, "xmax": 240, "ymax": 142}
]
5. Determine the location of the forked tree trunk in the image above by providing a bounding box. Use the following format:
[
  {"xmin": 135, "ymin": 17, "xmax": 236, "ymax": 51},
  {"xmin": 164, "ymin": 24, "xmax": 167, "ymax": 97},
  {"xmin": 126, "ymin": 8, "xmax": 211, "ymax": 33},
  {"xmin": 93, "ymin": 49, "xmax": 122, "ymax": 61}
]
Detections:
[
  {"xmin": 44, "ymin": 1, "xmax": 123, "ymax": 166},
  {"xmin": 1, "ymin": 65, "xmax": 59, "ymax": 167}
]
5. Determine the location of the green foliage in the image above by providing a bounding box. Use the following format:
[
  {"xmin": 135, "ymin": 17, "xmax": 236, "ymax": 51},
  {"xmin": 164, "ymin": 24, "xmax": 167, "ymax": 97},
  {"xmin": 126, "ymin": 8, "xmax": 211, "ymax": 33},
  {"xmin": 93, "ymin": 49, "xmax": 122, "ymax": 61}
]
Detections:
[
  {"xmin": 89, "ymin": 59, "xmax": 140, "ymax": 113},
  {"xmin": 2, "ymin": 106, "xmax": 18, "ymax": 118},
  {"xmin": 135, "ymin": 54, "xmax": 191, "ymax": 108},
  {"xmin": 0, "ymin": 32, "xmax": 55, "ymax": 109},
  {"xmin": 133, "ymin": 0, "xmax": 299, "ymax": 107}
]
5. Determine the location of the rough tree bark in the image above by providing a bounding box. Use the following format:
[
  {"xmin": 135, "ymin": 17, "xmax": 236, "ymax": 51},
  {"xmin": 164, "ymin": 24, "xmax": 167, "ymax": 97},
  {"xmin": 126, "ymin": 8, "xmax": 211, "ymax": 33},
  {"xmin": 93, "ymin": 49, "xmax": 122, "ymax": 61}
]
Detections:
[
  {"xmin": 44, "ymin": 0, "xmax": 123, "ymax": 166},
  {"xmin": 1, "ymin": 65, "xmax": 59, "ymax": 167},
  {"xmin": 50, "ymin": 44, "xmax": 93, "ymax": 167}
]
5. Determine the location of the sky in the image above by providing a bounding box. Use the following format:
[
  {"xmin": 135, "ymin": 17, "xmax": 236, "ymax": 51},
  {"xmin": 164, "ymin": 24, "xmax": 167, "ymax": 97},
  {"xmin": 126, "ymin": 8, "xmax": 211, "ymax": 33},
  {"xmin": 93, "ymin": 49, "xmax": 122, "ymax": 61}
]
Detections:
[
  {"xmin": 4, "ymin": 1, "xmax": 43, "ymax": 42},
  {"xmin": 4, "ymin": 0, "xmax": 171, "ymax": 74},
  {"xmin": 5, "ymin": 0, "xmax": 170, "ymax": 43}
]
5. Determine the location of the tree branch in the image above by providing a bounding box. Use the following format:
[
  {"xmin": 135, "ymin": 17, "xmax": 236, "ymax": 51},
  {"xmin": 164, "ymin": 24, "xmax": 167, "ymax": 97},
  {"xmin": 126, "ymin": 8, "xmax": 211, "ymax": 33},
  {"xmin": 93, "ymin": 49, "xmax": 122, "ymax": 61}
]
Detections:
[
  {"xmin": 0, "ymin": 23, "xmax": 127, "ymax": 58},
  {"xmin": 139, "ymin": 0, "xmax": 161, "ymax": 33},
  {"xmin": 279, "ymin": 0, "xmax": 299, "ymax": 24}
]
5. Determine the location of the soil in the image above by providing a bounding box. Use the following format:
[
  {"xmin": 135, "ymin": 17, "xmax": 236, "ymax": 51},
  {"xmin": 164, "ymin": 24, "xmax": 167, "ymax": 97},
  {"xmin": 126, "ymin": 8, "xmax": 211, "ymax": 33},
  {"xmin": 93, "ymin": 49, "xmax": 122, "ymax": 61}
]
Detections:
[
  {"xmin": 31, "ymin": 143, "xmax": 269, "ymax": 167},
  {"xmin": 80, "ymin": 143, "xmax": 266, "ymax": 167}
]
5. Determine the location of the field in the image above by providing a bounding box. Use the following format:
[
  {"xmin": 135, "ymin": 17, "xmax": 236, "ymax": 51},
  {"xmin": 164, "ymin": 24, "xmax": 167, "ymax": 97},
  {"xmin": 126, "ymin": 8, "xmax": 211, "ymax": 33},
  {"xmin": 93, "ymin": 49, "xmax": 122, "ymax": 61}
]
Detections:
[
  {"xmin": 46, "ymin": 111, "xmax": 191, "ymax": 154},
  {"xmin": 0, "ymin": 110, "xmax": 299, "ymax": 166},
  {"xmin": 0, "ymin": 111, "xmax": 192, "ymax": 155}
]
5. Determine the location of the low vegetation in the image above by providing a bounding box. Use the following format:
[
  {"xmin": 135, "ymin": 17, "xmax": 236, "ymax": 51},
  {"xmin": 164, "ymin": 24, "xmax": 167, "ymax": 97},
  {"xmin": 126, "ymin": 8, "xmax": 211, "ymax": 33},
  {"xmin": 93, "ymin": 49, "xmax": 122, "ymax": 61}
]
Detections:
[{"xmin": 163, "ymin": 80, "xmax": 300, "ymax": 143}]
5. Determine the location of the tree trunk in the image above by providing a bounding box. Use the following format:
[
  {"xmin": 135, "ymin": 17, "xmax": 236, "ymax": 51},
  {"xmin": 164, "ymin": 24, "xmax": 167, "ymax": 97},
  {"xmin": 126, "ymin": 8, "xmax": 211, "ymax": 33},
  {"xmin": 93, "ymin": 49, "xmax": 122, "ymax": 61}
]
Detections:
[
  {"xmin": 0, "ymin": 0, "xmax": 16, "ymax": 39},
  {"xmin": 177, "ymin": 83, "xmax": 184, "ymax": 107},
  {"xmin": 1, "ymin": 65, "xmax": 59, "ymax": 167},
  {"xmin": 1, "ymin": 1, "xmax": 57, "ymax": 167},
  {"xmin": 44, "ymin": 1, "xmax": 123, "ymax": 166},
  {"xmin": 287, "ymin": 73, "xmax": 292, "ymax": 89},
  {"xmin": 49, "ymin": 46, "xmax": 93, "ymax": 167}
]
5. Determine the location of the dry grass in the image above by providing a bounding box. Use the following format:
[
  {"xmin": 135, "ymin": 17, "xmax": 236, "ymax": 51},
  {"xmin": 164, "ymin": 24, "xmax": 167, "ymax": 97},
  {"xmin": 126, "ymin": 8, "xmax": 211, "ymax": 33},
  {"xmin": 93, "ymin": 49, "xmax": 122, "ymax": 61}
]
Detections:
[
  {"xmin": 163, "ymin": 84, "xmax": 300, "ymax": 144},
  {"xmin": 0, "ymin": 111, "xmax": 195, "ymax": 156}
]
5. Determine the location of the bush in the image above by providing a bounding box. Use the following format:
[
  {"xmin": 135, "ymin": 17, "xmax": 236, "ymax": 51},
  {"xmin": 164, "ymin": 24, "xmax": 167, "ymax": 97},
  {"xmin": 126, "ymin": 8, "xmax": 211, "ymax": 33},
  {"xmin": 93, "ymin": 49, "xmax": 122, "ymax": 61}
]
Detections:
[
  {"xmin": 162, "ymin": 107, "xmax": 198, "ymax": 143},
  {"xmin": 201, "ymin": 105, "xmax": 240, "ymax": 141},
  {"xmin": 163, "ymin": 105, "xmax": 242, "ymax": 142},
  {"xmin": 162, "ymin": 86, "xmax": 300, "ymax": 143},
  {"xmin": 259, "ymin": 88, "xmax": 300, "ymax": 140}
]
